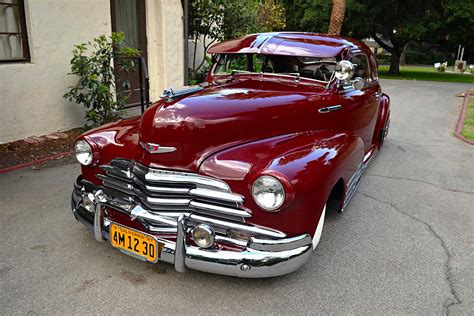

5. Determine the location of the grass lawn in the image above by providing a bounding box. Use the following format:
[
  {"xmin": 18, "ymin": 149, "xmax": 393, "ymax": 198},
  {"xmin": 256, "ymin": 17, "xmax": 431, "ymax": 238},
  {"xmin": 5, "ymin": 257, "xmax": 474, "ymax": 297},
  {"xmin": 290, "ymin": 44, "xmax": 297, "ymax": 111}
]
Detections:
[
  {"xmin": 379, "ymin": 65, "xmax": 474, "ymax": 84},
  {"xmin": 461, "ymin": 96, "xmax": 474, "ymax": 141}
]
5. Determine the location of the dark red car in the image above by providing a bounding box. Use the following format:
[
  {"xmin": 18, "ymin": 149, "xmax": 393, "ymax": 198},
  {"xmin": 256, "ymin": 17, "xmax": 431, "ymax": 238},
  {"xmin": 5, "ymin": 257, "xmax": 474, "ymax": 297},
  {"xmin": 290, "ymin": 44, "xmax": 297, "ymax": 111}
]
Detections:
[{"xmin": 71, "ymin": 32, "xmax": 390, "ymax": 277}]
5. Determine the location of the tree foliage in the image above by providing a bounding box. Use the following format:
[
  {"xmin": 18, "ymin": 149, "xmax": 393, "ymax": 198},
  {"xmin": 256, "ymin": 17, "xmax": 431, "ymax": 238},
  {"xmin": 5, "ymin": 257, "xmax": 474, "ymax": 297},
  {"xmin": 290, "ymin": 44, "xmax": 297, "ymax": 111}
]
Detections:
[
  {"xmin": 441, "ymin": 0, "xmax": 474, "ymax": 51},
  {"xmin": 188, "ymin": 0, "xmax": 224, "ymax": 81},
  {"xmin": 64, "ymin": 32, "xmax": 139, "ymax": 128},
  {"xmin": 221, "ymin": 0, "xmax": 260, "ymax": 40},
  {"xmin": 258, "ymin": 0, "xmax": 286, "ymax": 32},
  {"xmin": 282, "ymin": 0, "xmax": 332, "ymax": 33},
  {"xmin": 345, "ymin": 0, "xmax": 443, "ymax": 74},
  {"xmin": 282, "ymin": 0, "xmax": 473, "ymax": 73},
  {"xmin": 188, "ymin": 0, "xmax": 286, "ymax": 83}
]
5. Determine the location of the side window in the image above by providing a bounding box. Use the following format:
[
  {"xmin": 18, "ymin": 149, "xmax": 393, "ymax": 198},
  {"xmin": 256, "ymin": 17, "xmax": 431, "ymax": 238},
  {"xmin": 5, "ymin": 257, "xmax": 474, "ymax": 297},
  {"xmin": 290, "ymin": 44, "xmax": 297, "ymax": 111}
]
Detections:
[
  {"xmin": 350, "ymin": 54, "xmax": 369, "ymax": 82},
  {"xmin": 370, "ymin": 55, "xmax": 379, "ymax": 81},
  {"xmin": 252, "ymin": 54, "xmax": 264, "ymax": 72},
  {"xmin": 214, "ymin": 54, "xmax": 248, "ymax": 74}
]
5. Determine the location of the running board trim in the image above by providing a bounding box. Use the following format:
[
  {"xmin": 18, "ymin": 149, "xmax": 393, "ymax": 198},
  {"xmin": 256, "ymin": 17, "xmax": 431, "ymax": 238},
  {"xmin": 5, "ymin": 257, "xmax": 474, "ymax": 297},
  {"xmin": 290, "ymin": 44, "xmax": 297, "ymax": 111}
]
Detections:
[{"xmin": 343, "ymin": 147, "xmax": 377, "ymax": 209}]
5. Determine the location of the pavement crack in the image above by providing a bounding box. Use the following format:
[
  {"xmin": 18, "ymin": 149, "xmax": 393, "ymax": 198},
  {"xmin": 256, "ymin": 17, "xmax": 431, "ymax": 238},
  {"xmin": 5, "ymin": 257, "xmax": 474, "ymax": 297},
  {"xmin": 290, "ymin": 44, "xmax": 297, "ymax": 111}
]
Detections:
[
  {"xmin": 365, "ymin": 173, "xmax": 474, "ymax": 195},
  {"xmin": 386, "ymin": 140, "xmax": 461, "ymax": 149},
  {"xmin": 359, "ymin": 191, "xmax": 462, "ymax": 315}
]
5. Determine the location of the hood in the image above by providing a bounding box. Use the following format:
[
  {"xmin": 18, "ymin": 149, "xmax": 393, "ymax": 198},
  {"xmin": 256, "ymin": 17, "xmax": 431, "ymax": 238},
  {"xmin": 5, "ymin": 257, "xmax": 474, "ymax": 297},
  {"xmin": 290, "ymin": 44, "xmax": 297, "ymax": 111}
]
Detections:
[{"xmin": 136, "ymin": 79, "xmax": 333, "ymax": 171}]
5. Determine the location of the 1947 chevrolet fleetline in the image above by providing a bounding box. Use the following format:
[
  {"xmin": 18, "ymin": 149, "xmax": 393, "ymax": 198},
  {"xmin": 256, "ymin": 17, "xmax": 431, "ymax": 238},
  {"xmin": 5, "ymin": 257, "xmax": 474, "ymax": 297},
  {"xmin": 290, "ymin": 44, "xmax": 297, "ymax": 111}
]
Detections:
[{"xmin": 70, "ymin": 32, "xmax": 390, "ymax": 278}]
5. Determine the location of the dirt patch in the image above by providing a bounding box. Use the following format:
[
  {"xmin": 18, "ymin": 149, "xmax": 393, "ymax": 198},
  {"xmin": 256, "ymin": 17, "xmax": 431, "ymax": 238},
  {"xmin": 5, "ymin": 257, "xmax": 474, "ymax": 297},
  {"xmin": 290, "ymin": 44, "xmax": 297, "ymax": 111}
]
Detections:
[
  {"xmin": 119, "ymin": 270, "xmax": 147, "ymax": 285},
  {"xmin": 0, "ymin": 266, "xmax": 12, "ymax": 277},
  {"xmin": 146, "ymin": 264, "xmax": 167, "ymax": 275},
  {"xmin": 30, "ymin": 244, "xmax": 49, "ymax": 253},
  {"xmin": 0, "ymin": 128, "xmax": 83, "ymax": 169},
  {"xmin": 76, "ymin": 278, "xmax": 98, "ymax": 292}
]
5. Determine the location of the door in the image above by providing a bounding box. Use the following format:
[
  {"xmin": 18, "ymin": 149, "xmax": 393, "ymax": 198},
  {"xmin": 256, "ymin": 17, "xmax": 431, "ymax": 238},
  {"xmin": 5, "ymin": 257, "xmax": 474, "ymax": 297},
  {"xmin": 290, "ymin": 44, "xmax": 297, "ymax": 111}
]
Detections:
[
  {"xmin": 338, "ymin": 53, "xmax": 379, "ymax": 152},
  {"xmin": 111, "ymin": 0, "xmax": 147, "ymax": 108}
]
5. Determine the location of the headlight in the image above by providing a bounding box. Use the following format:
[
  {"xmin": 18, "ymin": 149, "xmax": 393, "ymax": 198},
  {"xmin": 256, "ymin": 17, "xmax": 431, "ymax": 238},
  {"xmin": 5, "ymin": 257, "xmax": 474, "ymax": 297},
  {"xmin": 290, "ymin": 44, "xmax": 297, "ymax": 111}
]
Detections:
[
  {"xmin": 74, "ymin": 140, "xmax": 93, "ymax": 165},
  {"xmin": 252, "ymin": 175, "xmax": 285, "ymax": 211}
]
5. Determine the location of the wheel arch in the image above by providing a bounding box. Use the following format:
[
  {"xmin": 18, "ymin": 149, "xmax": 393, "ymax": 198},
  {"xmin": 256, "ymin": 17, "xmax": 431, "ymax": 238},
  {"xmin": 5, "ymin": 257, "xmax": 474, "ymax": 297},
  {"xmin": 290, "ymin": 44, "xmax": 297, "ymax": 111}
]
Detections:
[
  {"xmin": 327, "ymin": 177, "xmax": 345, "ymax": 213},
  {"xmin": 372, "ymin": 93, "xmax": 391, "ymax": 147}
]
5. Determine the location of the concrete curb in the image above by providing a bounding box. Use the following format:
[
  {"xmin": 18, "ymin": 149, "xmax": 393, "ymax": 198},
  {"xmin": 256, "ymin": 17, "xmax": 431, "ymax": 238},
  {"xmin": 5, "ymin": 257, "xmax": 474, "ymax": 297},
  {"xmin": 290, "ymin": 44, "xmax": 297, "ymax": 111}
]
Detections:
[
  {"xmin": 454, "ymin": 92, "xmax": 474, "ymax": 145},
  {"xmin": 0, "ymin": 151, "xmax": 73, "ymax": 174}
]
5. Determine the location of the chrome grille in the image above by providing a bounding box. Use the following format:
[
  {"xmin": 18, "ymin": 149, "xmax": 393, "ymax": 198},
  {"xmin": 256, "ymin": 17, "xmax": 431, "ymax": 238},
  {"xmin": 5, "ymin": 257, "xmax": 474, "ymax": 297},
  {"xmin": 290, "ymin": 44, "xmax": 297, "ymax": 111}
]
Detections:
[{"xmin": 96, "ymin": 159, "xmax": 259, "ymax": 234}]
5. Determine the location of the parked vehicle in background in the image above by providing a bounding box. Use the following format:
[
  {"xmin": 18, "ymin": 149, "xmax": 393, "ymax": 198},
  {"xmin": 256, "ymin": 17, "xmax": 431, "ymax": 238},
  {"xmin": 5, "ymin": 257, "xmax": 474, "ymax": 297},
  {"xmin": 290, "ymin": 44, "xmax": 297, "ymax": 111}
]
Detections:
[{"xmin": 70, "ymin": 32, "xmax": 390, "ymax": 277}]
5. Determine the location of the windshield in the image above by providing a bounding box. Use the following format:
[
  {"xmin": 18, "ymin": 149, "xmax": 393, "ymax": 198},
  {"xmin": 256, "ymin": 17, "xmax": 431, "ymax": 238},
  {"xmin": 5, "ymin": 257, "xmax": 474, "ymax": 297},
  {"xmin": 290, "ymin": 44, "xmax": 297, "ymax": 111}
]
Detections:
[{"xmin": 213, "ymin": 54, "xmax": 337, "ymax": 83}]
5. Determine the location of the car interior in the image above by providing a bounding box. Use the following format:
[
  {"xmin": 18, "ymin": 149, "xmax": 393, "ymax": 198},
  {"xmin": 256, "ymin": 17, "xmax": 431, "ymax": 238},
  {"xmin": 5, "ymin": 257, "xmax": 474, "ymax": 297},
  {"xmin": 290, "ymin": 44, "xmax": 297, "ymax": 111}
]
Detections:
[{"xmin": 214, "ymin": 54, "xmax": 337, "ymax": 82}]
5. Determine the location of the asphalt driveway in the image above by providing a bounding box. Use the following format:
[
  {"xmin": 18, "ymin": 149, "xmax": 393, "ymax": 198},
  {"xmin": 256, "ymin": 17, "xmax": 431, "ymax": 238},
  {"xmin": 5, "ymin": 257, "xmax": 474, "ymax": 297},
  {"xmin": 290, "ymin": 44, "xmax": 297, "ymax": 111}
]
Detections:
[{"xmin": 1, "ymin": 79, "xmax": 473, "ymax": 315}]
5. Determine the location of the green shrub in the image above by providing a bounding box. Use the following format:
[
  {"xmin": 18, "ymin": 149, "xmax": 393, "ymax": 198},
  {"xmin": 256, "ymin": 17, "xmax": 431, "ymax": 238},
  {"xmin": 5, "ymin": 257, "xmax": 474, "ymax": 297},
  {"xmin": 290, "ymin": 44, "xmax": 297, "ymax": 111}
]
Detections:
[
  {"xmin": 64, "ymin": 32, "xmax": 139, "ymax": 128},
  {"xmin": 404, "ymin": 50, "xmax": 452, "ymax": 65},
  {"xmin": 188, "ymin": 56, "xmax": 212, "ymax": 85}
]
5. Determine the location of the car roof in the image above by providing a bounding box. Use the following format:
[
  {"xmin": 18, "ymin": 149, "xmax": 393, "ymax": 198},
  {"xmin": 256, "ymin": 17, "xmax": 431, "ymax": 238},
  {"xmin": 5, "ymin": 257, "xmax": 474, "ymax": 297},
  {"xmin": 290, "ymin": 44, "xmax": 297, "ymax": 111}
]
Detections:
[{"xmin": 208, "ymin": 32, "xmax": 371, "ymax": 58}]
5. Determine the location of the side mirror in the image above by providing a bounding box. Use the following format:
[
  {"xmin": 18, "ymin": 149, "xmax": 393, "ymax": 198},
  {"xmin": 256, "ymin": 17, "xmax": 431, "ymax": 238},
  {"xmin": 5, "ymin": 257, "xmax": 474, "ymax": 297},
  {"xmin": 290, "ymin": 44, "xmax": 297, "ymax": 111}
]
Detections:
[{"xmin": 335, "ymin": 60, "xmax": 355, "ymax": 81}]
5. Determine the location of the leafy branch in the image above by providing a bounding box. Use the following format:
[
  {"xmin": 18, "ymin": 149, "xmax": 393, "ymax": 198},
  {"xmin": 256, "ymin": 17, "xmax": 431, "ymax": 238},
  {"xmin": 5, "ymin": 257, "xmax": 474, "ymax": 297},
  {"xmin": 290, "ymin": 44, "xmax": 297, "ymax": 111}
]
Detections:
[{"xmin": 64, "ymin": 32, "xmax": 140, "ymax": 128}]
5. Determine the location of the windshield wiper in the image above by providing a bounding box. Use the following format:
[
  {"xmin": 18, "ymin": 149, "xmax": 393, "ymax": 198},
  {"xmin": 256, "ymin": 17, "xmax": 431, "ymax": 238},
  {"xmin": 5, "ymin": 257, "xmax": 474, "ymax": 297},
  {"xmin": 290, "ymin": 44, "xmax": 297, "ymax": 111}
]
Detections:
[
  {"xmin": 276, "ymin": 72, "xmax": 301, "ymax": 81},
  {"xmin": 230, "ymin": 69, "xmax": 253, "ymax": 75}
]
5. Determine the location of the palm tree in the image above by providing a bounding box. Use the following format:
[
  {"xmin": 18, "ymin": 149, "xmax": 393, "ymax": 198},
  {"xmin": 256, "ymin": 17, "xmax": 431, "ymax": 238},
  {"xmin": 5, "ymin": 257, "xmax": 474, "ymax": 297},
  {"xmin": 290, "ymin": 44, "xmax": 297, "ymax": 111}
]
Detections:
[{"xmin": 328, "ymin": 0, "xmax": 346, "ymax": 35}]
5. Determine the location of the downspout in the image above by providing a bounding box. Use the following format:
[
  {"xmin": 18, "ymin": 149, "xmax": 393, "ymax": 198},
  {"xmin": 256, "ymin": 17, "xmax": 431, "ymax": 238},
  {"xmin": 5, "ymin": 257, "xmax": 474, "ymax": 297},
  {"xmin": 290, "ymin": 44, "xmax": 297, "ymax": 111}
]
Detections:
[{"xmin": 183, "ymin": 0, "xmax": 189, "ymax": 85}]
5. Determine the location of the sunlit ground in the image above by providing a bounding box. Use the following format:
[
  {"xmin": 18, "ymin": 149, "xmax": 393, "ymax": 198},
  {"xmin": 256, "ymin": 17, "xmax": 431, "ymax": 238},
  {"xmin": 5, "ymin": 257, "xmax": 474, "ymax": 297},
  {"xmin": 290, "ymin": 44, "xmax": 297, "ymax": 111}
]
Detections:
[{"xmin": 378, "ymin": 65, "xmax": 474, "ymax": 83}]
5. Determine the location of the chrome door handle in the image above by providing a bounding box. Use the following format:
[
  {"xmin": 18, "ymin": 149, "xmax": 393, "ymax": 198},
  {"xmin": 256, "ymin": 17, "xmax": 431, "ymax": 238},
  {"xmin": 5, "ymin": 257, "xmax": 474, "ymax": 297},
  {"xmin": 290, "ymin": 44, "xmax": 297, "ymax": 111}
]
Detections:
[{"xmin": 318, "ymin": 105, "xmax": 342, "ymax": 113}]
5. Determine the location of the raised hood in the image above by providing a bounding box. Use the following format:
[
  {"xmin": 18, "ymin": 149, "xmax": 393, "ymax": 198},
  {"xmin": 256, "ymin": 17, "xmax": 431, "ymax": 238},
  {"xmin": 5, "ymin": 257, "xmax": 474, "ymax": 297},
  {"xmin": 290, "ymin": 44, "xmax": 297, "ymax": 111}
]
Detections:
[{"xmin": 136, "ymin": 79, "xmax": 333, "ymax": 171}]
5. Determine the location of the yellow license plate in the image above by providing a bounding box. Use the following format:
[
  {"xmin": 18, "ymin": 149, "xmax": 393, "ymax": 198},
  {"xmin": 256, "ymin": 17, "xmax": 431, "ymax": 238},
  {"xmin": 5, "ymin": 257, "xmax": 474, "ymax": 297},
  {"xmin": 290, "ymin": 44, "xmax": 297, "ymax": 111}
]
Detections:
[{"xmin": 110, "ymin": 224, "xmax": 162, "ymax": 263}]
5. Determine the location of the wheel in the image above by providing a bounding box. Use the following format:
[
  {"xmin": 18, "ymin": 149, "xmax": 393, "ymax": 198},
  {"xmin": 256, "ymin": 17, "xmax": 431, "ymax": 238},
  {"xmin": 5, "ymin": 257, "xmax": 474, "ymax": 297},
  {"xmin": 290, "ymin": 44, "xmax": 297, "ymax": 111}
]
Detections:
[
  {"xmin": 377, "ymin": 114, "xmax": 390, "ymax": 148},
  {"xmin": 312, "ymin": 204, "xmax": 326, "ymax": 250},
  {"xmin": 384, "ymin": 116, "xmax": 390, "ymax": 140}
]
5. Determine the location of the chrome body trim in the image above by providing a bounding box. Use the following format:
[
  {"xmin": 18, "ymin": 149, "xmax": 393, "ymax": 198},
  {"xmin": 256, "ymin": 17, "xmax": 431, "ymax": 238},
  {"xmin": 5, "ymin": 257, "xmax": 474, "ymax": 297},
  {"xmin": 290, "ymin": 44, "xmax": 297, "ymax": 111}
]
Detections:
[
  {"xmin": 343, "ymin": 147, "xmax": 378, "ymax": 208},
  {"xmin": 139, "ymin": 142, "xmax": 177, "ymax": 154},
  {"xmin": 189, "ymin": 188, "xmax": 244, "ymax": 203},
  {"xmin": 189, "ymin": 200, "xmax": 251, "ymax": 218},
  {"xmin": 318, "ymin": 105, "xmax": 342, "ymax": 113},
  {"xmin": 142, "ymin": 170, "xmax": 231, "ymax": 192},
  {"xmin": 96, "ymin": 159, "xmax": 250, "ymax": 221},
  {"xmin": 188, "ymin": 214, "xmax": 286, "ymax": 239},
  {"xmin": 248, "ymin": 234, "xmax": 311, "ymax": 252},
  {"xmin": 71, "ymin": 160, "xmax": 313, "ymax": 277}
]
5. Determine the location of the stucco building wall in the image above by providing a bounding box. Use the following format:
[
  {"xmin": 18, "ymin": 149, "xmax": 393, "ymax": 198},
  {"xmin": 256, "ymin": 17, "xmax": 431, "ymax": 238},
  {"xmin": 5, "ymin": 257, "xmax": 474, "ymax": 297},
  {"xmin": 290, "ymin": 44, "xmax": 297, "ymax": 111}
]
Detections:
[
  {"xmin": 0, "ymin": 0, "xmax": 184, "ymax": 143},
  {"xmin": 0, "ymin": 0, "xmax": 112, "ymax": 143},
  {"xmin": 146, "ymin": 0, "xmax": 184, "ymax": 101}
]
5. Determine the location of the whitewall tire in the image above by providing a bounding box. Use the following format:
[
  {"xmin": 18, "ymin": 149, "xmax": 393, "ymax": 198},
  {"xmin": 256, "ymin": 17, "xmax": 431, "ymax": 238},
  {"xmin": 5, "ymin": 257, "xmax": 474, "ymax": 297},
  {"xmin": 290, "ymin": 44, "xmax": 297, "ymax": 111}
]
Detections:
[{"xmin": 312, "ymin": 204, "xmax": 326, "ymax": 250}]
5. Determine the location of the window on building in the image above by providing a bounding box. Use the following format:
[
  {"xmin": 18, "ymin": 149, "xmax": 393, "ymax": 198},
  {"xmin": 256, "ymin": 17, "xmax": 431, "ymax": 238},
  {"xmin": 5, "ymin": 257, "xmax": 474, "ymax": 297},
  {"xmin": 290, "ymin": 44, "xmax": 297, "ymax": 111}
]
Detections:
[{"xmin": 0, "ymin": 0, "xmax": 30, "ymax": 62}]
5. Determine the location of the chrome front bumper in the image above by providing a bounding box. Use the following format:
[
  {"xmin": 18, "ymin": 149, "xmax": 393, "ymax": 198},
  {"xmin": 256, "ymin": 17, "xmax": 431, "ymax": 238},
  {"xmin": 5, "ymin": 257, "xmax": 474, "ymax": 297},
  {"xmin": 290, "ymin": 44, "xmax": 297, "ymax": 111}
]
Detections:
[{"xmin": 71, "ymin": 186, "xmax": 312, "ymax": 278}]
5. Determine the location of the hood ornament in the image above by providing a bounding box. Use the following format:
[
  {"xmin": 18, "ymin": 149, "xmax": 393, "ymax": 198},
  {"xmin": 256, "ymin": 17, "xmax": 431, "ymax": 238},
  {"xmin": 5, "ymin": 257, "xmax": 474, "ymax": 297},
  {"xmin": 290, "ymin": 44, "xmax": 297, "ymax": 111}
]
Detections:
[
  {"xmin": 160, "ymin": 86, "xmax": 204, "ymax": 101},
  {"xmin": 140, "ymin": 142, "xmax": 177, "ymax": 154}
]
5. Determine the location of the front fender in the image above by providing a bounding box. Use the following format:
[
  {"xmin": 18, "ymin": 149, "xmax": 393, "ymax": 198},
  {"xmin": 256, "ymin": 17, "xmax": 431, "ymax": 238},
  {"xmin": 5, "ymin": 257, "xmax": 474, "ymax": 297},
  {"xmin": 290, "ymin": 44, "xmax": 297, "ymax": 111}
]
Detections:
[
  {"xmin": 199, "ymin": 131, "xmax": 364, "ymax": 237},
  {"xmin": 77, "ymin": 117, "xmax": 141, "ymax": 184}
]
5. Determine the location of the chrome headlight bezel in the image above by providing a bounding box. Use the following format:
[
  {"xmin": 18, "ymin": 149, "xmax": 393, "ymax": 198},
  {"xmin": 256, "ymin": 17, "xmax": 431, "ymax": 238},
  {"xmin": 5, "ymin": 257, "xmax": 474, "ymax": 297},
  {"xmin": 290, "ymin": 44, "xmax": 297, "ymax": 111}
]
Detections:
[
  {"xmin": 251, "ymin": 175, "xmax": 286, "ymax": 211},
  {"xmin": 192, "ymin": 224, "xmax": 215, "ymax": 248},
  {"xmin": 74, "ymin": 140, "xmax": 94, "ymax": 166}
]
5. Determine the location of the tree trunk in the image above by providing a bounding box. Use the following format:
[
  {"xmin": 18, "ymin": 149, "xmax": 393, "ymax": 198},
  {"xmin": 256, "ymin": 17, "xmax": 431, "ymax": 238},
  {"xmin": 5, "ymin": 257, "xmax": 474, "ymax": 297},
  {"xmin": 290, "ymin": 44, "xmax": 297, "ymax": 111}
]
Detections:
[
  {"xmin": 328, "ymin": 0, "xmax": 346, "ymax": 35},
  {"xmin": 399, "ymin": 44, "xmax": 408, "ymax": 66},
  {"xmin": 389, "ymin": 49, "xmax": 402, "ymax": 75}
]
